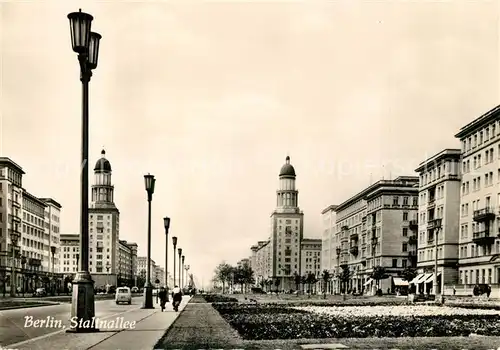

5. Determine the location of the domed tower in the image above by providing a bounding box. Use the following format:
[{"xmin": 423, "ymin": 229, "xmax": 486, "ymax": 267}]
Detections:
[
  {"xmin": 270, "ymin": 155, "xmax": 304, "ymax": 291},
  {"xmin": 91, "ymin": 150, "xmax": 115, "ymax": 208},
  {"xmin": 276, "ymin": 156, "xmax": 299, "ymax": 211},
  {"xmin": 88, "ymin": 150, "xmax": 120, "ymax": 280}
]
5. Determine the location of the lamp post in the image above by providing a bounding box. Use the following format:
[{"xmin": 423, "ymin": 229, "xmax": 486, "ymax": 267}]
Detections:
[
  {"xmin": 21, "ymin": 256, "xmax": 26, "ymax": 297},
  {"xmin": 67, "ymin": 8, "xmax": 102, "ymax": 333},
  {"xmin": 76, "ymin": 253, "xmax": 79, "ymax": 271},
  {"xmin": 433, "ymin": 228, "xmax": 439, "ymax": 299},
  {"xmin": 10, "ymin": 232, "xmax": 19, "ymax": 297},
  {"xmin": 178, "ymin": 248, "xmax": 182, "ymax": 289},
  {"xmin": 185, "ymin": 265, "xmax": 190, "ymax": 290},
  {"xmin": 335, "ymin": 247, "xmax": 341, "ymax": 294},
  {"xmin": 142, "ymin": 173, "xmax": 156, "ymax": 309},
  {"xmin": 181, "ymin": 255, "xmax": 185, "ymax": 289},
  {"xmin": 106, "ymin": 261, "xmax": 111, "ymax": 287},
  {"xmin": 172, "ymin": 237, "xmax": 177, "ymax": 287},
  {"xmin": 163, "ymin": 217, "xmax": 171, "ymax": 302},
  {"xmin": 51, "ymin": 246, "xmax": 56, "ymax": 295}
]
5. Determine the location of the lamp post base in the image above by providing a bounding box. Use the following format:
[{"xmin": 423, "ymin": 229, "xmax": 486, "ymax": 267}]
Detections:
[
  {"xmin": 66, "ymin": 271, "xmax": 99, "ymax": 333},
  {"xmin": 142, "ymin": 284, "xmax": 154, "ymax": 309}
]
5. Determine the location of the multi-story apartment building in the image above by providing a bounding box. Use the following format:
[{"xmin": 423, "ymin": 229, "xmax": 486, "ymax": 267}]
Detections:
[
  {"xmin": 252, "ymin": 240, "xmax": 271, "ymax": 286},
  {"xmin": 40, "ymin": 198, "xmax": 62, "ymax": 273},
  {"xmin": 455, "ymin": 105, "xmax": 500, "ymax": 297},
  {"xmin": 60, "ymin": 233, "xmax": 79, "ymax": 274},
  {"xmin": 321, "ymin": 205, "xmax": 337, "ymax": 293},
  {"xmin": 118, "ymin": 240, "xmax": 138, "ymax": 286},
  {"xmin": 137, "ymin": 256, "xmax": 156, "ymax": 282},
  {"xmin": 300, "ymin": 238, "xmax": 322, "ymax": 278},
  {"xmin": 154, "ymin": 265, "xmax": 165, "ymax": 286},
  {"xmin": 413, "ymin": 149, "xmax": 461, "ymax": 295},
  {"xmin": 329, "ymin": 176, "xmax": 419, "ymax": 294},
  {"xmin": 237, "ymin": 258, "xmax": 249, "ymax": 268},
  {"xmin": 88, "ymin": 150, "xmax": 120, "ymax": 285},
  {"xmin": 0, "ymin": 158, "xmax": 63, "ymax": 294}
]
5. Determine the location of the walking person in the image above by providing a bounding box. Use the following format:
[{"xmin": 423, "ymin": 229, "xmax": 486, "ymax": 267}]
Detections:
[
  {"xmin": 171, "ymin": 285, "xmax": 182, "ymax": 312},
  {"xmin": 158, "ymin": 286, "xmax": 167, "ymax": 312}
]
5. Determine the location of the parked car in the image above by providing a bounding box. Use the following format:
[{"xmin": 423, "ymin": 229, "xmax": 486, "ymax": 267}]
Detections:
[
  {"xmin": 115, "ymin": 287, "xmax": 132, "ymax": 305},
  {"xmin": 131, "ymin": 286, "xmax": 139, "ymax": 293},
  {"xmin": 34, "ymin": 288, "xmax": 46, "ymax": 297}
]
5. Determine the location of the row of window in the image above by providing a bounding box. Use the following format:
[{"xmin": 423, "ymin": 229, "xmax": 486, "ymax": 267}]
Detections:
[{"xmin": 461, "ymin": 120, "xmax": 500, "ymax": 153}]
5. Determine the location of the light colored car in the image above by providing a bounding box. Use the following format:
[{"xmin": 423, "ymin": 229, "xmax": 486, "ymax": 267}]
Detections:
[
  {"xmin": 35, "ymin": 287, "xmax": 46, "ymax": 297},
  {"xmin": 131, "ymin": 286, "xmax": 139, "ymax": 293},
  {"xmin": 115, "ymin": 287, "xmax": 132, "ymax": 305}
]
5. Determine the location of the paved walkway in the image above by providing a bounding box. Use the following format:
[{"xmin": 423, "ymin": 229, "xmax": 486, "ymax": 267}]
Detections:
[
  {"xmin": 7, "ymin": 296, "xmax": 190, "ymax": 350},
  {"xmin": 156, "ymin": 303, "xmax": 242, "ymax": 349}
]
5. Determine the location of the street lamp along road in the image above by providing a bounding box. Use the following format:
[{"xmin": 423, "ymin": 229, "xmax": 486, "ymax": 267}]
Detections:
[
  {"xmin": 163, "ymin": 217, "xmax": 171, "ymax": 302},
  {"xmin": 178, "ymin": 248, "xmax": 182, "ymax": 290},
  {"xmin": 10, "ymin": 231, "xmax": 19, "ymax": 297},
  {"xmin": 142, "ymin": 174, "xmax": 156, "ymax": 309},
  {"xmin": 50, "ymin": 246, "xmax": 56, "ymax": 295},
  {"xmin": 66, "ymin": 8, "xmax": 102, "ymax": 333},
  {"xmin": 172, "ymin": 237, "xmax": 177, "ymax": 288},
  {"xmin": 181, "ymin": 255, "xmax": 185, "ymax": 289}
]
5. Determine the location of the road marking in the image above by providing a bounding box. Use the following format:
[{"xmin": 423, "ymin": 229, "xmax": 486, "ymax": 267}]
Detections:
[
  {"xmin": 6, "ymin": 302, "xmax": 142, "ymax": 348},
  {"xmin": 301, "ymin": 344, "xmax": 348, "ymax": 349}
]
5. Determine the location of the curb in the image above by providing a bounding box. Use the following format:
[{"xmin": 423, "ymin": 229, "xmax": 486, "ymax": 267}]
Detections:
[{"xmin": 0, "ymin": 303, "xmax": 60, "ymax": 311}]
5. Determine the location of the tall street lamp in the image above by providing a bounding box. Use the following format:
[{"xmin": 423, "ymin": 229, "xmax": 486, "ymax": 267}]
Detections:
[
  {"xmin": 142, "ymin": 173, "xmax": 156, "ymax": 309},
  {"xmin": 21, "ymin": 256, "xmax": 26, "ymax": 297},
  {"xmin": 51, "ymin": 246, "xmax": 56, "ymax": 295},
  {"xmin": 172, "ymin": 237, "xmax": 177, "ymax": 286},
  {"xmin": 181, "ymin": 255, "xmax": 185, "ymax": 289},
  {"xmin": 67, "ymin": 8, "xmax": 102, "ymax": 333},
  {"xmin": 10, "ymin": 231, "xmax": 19, "ymax": 297},
  {"xmin": 185, "ymin": 265, "xmax": 190, "ymax": 289},
  {"xmin": 335, "ymin": 247, "xmax": 341, "ymax": 294},
  {"xmin": 178, "ymin": 248, "xmax": 182, "ymax": 289},
  {"xmin": 163, "ymin": 217, "xmax": 171, "ymax": 302}
]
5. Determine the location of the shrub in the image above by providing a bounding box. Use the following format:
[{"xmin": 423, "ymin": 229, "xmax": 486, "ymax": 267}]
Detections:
[{"xmin": 202, "ymin": 293, "xmax": 238, "ymax": 303}]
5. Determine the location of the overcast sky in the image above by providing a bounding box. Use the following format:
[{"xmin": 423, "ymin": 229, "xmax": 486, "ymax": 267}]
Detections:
[{"xmin": 1, "ymin": 0, "xmax": 499, "ymax": 288}]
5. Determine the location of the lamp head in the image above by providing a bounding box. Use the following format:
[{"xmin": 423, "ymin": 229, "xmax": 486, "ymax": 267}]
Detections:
[
  {"xmin": 88, "ymin": 32, "xmax": 102, "ymax": 69},
  {"xmin": 178, "ymin": 248, "xmax": 182, "ymax": 256},
  {"xmin": 163, "ymin": 216, "xmax": 171, "ymax": 233},
  {"xmin": 144, "ymin": 173, "xmax": 156, "ymax": 194},
  {"xmin": 172, "ymin": 236, "xmax": 177, "ymax": 247},
  {"xmin": 10, "ymin": 231, "xmax": 19, "ymax": 246},
  {"xmin": 67, "ymin": 9, "xmax": 94, "ymax": 54},
  {"xmin": 50, "ymin": 246, "xmax": 56, "ymax": 254},
  {"xmin": 182, "ymin": 255, "xmax": 185, "ymax": 263}
]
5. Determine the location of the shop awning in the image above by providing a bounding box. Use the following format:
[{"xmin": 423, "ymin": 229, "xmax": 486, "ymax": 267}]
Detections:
[
  {"xmin": 364, "ymin": 278, "xmax": 373, "ymax": 286},
  {"xmin": 409, "ymin": 274, "xmax": 423, "ymax": 284},
  {"xmin": 392, "ymin": 277, "xmax": 409, "ymax": 287},
  {"xmin": 422, "ymin": 273, "xmax": 434, "ymax": 284}
]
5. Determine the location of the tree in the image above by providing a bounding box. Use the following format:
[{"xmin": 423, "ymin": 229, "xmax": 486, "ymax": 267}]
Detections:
[
  {"xmin": 400, "ymin": 266, "xmax": 418, "ymax": 282},
  {"xmin": 321, "ymin": 270, "xmax": 332, "ymax": 299},
  {"xmin": 370, "ymin": 265, "xmax": 389, "ymax": 293},
  {"xmin": 0, "ymin": 270, "xmax": 7, "ymax": 297},
  {"xmin": 214, "ymin": 262, "xmax": 233, "ymax": 294},
  {"xmin": 305, "ymin": 273, "xmax": 318, "ymax": 297},
  {"xmin": 293, "ymin": 272, "xmax": 301, "ymax": 294},
  {"xmin": 274, "ymin": 278, "xmax": 280, "ymax": 292},
  {"xmin": 300, "ymin": 275, "xmax": 307, "ymax": 293},
  {"xmin": 337, "ymin": 266, "xmax": 351, "ymax": 295}
]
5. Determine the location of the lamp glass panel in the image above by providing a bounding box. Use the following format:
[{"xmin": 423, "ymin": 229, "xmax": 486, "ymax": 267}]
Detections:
[{"xmin": 88, "ymin": 32, "xmax": 101, "ymax": 69}]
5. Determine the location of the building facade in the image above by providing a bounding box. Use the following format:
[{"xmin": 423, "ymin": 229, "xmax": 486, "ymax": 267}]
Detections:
[
  {"xmin": 118, "ymin": 240, "xmax": 138, "ymax": 286},
  {"xmin": 455, "ymin": 105, "xmax": 500, "ymax": 297},
  {"xmin": 154, "ymin": 266, "xmax": 165, "ymax": 286},
  {"xmin": 328, "ymin": 176, "xmax": 419, "ymax": 294},
  {"xmin": 60, "ymin": 233, "xmax": 79, "ymax": 274},
  {"xmin": 300, "ymin": 238, "xmax": 322, "ymax": 288},
  {"xmin": 0, "ymin": 158, "xmax": 63, "ymax": 294},
  {"xmin": 321, "ymin": 205, "xmax": 337, "ymax": 293},
  {"xmin": 137, "ymin": 256, "xmax": 156, "ymax": 282},
  {"xmin": 413, "ymin": 149, "xmax": 461, "ymax": 294}
]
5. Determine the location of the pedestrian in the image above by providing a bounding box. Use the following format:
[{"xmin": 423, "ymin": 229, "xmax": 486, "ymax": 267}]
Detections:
[
  {"xmin": 171, "ymin": 285, "xmax": 182, "ymax": 312},
  {"xmin": 158, "ymin": 286, "xmax": 167, "ymax": 312}
]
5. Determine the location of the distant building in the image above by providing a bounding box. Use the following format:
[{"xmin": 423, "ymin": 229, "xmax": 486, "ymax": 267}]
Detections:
[
  {"xmin": 137, "ymin": 256, "xmax": 156, "ymax": 283},
  {"xmin": 118, "ymin": 240, "xmax": 138, "ymax": 286},
  {"xmin": 321, "ymin": 205, "xmax": 338, "ymax": 293},
  {"xmin": 60, "ymin": 233, "xmax": 79, "ymax": 274}
]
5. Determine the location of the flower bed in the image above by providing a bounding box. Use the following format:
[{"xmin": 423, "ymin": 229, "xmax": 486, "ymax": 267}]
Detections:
[
  {"xmin": 202, "ymin": 294, "xmax": 238, "ymax": 303},
  {"xmin": 212, "ymin": 303, "xmax": 500, "ymax": 340}
]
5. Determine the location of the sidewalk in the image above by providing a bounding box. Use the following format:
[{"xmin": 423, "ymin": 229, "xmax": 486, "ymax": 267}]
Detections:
[{"xmin": 9, "ymin": 296, "xmax": 191, "ymax": 350}]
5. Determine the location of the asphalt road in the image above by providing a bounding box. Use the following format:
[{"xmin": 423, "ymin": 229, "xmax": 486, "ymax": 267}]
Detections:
[{"xmin": 0, "ymin": 296, "xmax": 144, "ymax": 347}]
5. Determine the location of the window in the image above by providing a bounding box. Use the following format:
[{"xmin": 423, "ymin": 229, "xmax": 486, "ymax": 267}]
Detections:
[
  {"xmin": 392, "ymin": 259, "xmax": 398, "ymax": 268},
  {"xmin": 403, "ymin": 212, "xmax": 408, "ymax": 221},
  {"xmin": 402, "ymin": 243, "xmax": 408, "ymax": 252},
  {"xmin": 393, "ymin": 196, "xmax": 399, "ymax": 205},
  {"xmin": 402, "ymin": 228, "xmax": 408, "ymax": 237},
  {"xmin": 403, "ymin": 197, "xmax": 409, "ymax": 205}
]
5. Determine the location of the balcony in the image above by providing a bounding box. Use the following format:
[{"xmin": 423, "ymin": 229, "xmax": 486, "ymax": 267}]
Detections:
[
  {"xmin": 408, "ymin": 235, "xmax": 418, "ymax": 244},
  {"xmin": 408, "ymin": 250, "xmax": 417, "ymax": 257},
  {"xmin": 350, "ymin": 232, "xmax": 358, "ymax": 240},
  {"xmin": 473, "ymin": 207, "xmax": 496, "ymax": 222},
  {"xmin": 341, "ymin": 225, "xmax": 349, "ymax": 231},
  {"xmin": 409, "ymin": 220, "xmax": 418, "ymax": 230},
  {"xmin": 472, "ymin": 230, "xmax": 496, "ymax": 245},
  {"xmin": 427, "ymin": 218, "xmax": 442, "ymax": 230},
  {"xmin": 349, "ymin": 246, "xmax": 359, "ymax": 255}
]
